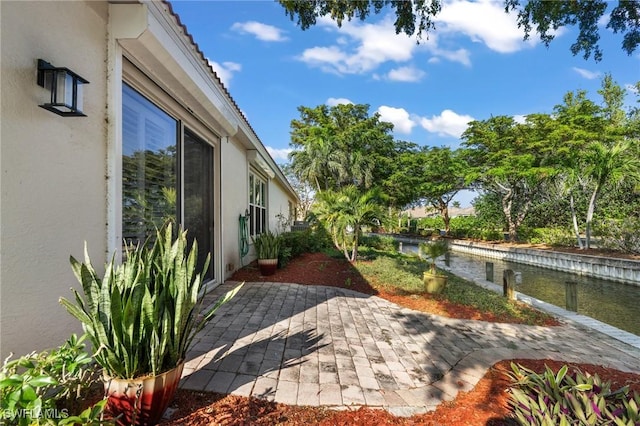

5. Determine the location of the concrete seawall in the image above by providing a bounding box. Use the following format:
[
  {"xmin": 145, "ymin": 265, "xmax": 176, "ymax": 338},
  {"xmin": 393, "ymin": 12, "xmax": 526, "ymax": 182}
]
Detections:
[{"xmin": 448, "ymin": 240, "xmax": 640, "ymax": 286}]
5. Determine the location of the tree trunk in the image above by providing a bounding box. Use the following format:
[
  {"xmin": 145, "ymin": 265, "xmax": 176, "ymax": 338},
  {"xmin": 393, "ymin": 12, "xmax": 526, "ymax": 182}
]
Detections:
[
  {"xmin": 585, "ymin": 184, "xmax": 600, "ymax": 249},
  {"xmin": 569, "ymin": 193, "xmax": 584, "ymax": 249},
  {"xmin": 438, "ymin": 199, "xmax": 451, "ymax": 235},
  {"xmin": 501, "ymin": 190, "xmax": 517, "ymax": 241},
  {"xmin": 350, "ymin": 228, "xmax": 359, "ymax": 262}
]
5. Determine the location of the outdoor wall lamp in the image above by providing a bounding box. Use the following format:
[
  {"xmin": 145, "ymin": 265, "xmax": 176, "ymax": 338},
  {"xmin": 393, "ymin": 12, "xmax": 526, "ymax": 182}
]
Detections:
[{"xmin": 37, "ymin": 59, "xmax": 89, "ymax": 117}]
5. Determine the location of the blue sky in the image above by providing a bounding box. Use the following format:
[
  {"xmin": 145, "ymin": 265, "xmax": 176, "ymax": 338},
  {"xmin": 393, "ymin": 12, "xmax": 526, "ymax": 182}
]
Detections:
[{"xmin": 170, "ymin": 0, "xmax": 639, "ymax": 206}]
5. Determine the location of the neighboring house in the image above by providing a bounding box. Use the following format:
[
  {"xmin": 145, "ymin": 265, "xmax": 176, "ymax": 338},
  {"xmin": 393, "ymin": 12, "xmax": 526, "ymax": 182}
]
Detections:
[
  {"xmin": 0, "ymin": 0, "xmax": 298, "ymax": 358},
  {"xmin": 404, "ymin": 206, "xmax": 476, "ymax": 219}
]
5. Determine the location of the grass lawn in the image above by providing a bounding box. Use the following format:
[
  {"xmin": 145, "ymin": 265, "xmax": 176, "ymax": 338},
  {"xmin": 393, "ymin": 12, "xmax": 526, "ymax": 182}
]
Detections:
[{"xmin": 348, "ymin": 246, "xmax": 558, "ymax": 326}]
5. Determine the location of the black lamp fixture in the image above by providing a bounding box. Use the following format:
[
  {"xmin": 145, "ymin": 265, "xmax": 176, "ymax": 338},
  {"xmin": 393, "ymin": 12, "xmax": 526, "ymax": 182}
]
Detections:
[{"xmin": 37, "ymin": 59, "xmax": 89, "ymax": 117}]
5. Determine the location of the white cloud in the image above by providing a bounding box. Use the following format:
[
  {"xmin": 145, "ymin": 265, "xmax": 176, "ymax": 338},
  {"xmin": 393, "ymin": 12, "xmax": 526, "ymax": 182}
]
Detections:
[
  {"xmin": 431, "ymin": 47, "xmax": 472, "ymax": 67},
  {"xmin": 266, "ymin": 146, "xmax": 293, "ymax": 162},
  {"xmin": 377, "ymin": 106, "xmax": 416, "ymax": 134},
  {"xmin": 326, "ymin": 97, "xmax": 353, "ymax": 106},
  {"xmin": 298, "ymin": 16, "xmax": 420, "ymax": 74},
  {"xmin": 208, "ymin": 60, "xmax": 242, "ymax": 87},
  {"xmin": 513, "ymin": 114, "xmax": 527, "ymax": 124},
  {"xmin": 387, "ymin": 66, "xmax": 426, "ymax": 82},
  {"xmin": 231, "ymin": 21, "xmax": 287, "ymax": 42},
  {"xmin": 419, "ymin": 109, "xmax": 474, "ymax": 138},
  {"xmin": 626, "ymin": 83, "xmax": 639, "ymax": 94},
  {"xmin": 436, "ymin": 0, "xmax": 537, "ymax": 53},
  {"xmin": 573, "ymin": 67, "xmax": 601, "ymax": 80}
]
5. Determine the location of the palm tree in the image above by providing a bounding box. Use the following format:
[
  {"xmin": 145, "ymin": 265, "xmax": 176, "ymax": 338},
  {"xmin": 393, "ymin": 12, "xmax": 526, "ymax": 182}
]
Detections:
[
  {"xmin": 314, "ymin": 185, "xmax": 384, "ymax": 261},
  {"xmin": 583, "ymin": 140, "xmax": 640, "ymax": 248},
  {"xmin": 289, "ymin": 132, "xmax": 346, "ymax": 191}
]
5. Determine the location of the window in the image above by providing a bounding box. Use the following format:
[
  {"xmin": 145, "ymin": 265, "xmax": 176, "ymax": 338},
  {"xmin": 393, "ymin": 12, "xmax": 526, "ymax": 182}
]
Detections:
[
  {"xmin": 122, "ymin": 83, "xmax": 177, "ymax": 244},
  {"xmin": 121, "ymin": 82, "xmax": 216, "ymax": 280},
  {"xmin": 249, "ymin": 170, "xmax": 266, "ymax": 237}
]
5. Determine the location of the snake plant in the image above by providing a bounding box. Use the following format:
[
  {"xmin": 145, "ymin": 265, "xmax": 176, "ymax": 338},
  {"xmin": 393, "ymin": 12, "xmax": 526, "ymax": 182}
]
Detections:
[
  {"xmin": 60, "ymin": 222, "xmax": 243, "ymax": 379},
  {"xmin": 252, "ymin": 230, "xmax": 281, "ymax": 259}
]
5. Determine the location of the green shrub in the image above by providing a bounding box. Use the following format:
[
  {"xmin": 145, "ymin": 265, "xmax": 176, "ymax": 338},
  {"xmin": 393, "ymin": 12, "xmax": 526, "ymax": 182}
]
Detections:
[
  {"xmin": 527, "ymin": 227, "xmax": 575, "ymax": 246},
  {"xmin": 449, "ymin": 216, "xmax": 480, "ymax": 238},
  {"xmin": 280, "ymin": 228, "xmax": 328, "ymax": 258},
  {"xmin": 360, "ymin": 234, "xmax": 397, "ymax": 251},
  {"xmin": 417, "ymin": 217, "xmax": 445, "ymax": 233},
  {"xmin": 596, "ymin": 217, "xmax": 640, "ymax": 254},
  {"xmin": 507, "ymin": 363, "xmax": 640, "ymax": 425},
  {"xmin": 278, "ymin": 246, "xmax": 293, "ymax": 269},
  {"xmin": 0, "ymin": 334, "xmax": 106, "ymax": 425}
]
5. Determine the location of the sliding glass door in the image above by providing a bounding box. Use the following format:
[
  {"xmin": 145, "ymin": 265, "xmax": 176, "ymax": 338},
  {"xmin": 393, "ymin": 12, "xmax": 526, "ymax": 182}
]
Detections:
[{"xmin": 183, "ymin": 129, "xmax": 214, "ymax": 281}]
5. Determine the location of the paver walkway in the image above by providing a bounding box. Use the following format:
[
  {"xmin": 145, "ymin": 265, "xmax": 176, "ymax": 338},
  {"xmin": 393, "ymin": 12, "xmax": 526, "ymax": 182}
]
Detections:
[{"xmin": 180, "ymin": 281, "xmax": 640, "ymax": 416}]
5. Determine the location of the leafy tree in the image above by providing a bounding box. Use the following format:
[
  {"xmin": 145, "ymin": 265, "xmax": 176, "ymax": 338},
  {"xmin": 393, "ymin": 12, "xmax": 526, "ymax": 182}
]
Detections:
[
  {"xmin": 279, "ymin": 0, "xmax": 640, "ymax": 60},
  {"xmin": 381, "ymin": 141, "xmax": 424, "ymax": 208},
  {"xmin": 281, "ymin": 163, "xmax": 315, "ymax": 220},
  {"xmin": 462, "ymin": 116, "xmax": 555, "ymax": 241},
  {"xmin": 288, "ymin": 104, "xmax": 395, "ymax": 192},
  {"xmin": 549, "ymin": 76, "xmax": 640, "ymax": 248},
  {"xmin": 546, "ymin": 90, "xmax": 604, "ymax": 247},
  {"xmin": 313, "ymin": 185, "xmax": 385, "ymax": 261},
  {"xmin": 415, "ymin": 147, "xmax": 468, "ymax": 234}
]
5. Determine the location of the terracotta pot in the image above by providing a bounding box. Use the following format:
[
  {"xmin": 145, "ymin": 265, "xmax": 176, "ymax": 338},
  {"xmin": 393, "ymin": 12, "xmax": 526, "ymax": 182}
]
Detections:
[
  {"xmin": 257, "ymin": 258, "xmax": 278, "ymax": 276},
  {"xmin": 423, "ymin": 272, "xmax": 448, "ymax": 294},
  {"xmin": 103, "ymin": 363, "xmax": 184, "ymax": 426}
]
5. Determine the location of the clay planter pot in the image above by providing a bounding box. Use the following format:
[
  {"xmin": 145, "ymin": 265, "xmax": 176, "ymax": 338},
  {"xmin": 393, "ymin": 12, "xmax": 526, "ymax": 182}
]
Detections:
[
  {"xmin": 423, "ymin": 271, "xmax": 448, "ymax": 294},
  {"xmin": 103, "ymin": 362, "xmax": 184, "ymax": 426},
  {"xmin": 257, "ymin": 258, "xmax": 278, "ymax": 276}
]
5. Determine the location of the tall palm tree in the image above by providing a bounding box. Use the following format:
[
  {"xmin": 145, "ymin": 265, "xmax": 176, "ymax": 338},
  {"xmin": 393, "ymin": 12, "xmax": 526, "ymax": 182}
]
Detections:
[
  {"xmin": 583, "ymin": 140, "xmax": 640, "ymax": 248},
  {"xmin": 314, "ymin": 186, "xmax": 384, "ymax": 261}
]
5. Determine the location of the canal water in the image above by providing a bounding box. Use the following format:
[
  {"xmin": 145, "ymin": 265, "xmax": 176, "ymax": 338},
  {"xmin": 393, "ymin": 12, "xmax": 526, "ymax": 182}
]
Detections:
[{"xmin": 402, "ymin": 244, "xmax": 640, "ymax": 336}]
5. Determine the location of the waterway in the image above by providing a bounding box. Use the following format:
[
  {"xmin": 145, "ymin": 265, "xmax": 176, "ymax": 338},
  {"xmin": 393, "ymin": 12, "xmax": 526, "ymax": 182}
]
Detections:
[{"xmin": 401, "ymin": 244, "xmax": 640, "ymax": 336}]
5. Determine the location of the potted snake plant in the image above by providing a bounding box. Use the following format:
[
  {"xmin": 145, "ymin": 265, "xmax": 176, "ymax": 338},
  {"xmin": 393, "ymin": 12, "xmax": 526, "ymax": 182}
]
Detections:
[
  {"xmin": 60, "ymin": 222, "xmax": 242, "ymax": 425},
  {"xmin": 419, "ymin": 239, "xmax": 449, "ymax": 294},
  {"xmin": 252, "ymin": 230, "xmax": 281, "ymax": 276}
]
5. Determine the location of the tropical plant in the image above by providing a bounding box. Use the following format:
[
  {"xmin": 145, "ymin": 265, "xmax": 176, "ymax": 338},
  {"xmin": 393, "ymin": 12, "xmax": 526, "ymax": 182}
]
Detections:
[
  {"xmin": 507, "ymin": 362, "xmax": 640, "ymax": 425},
  {"xmin": 252, "ymin": 230, "xmax": 281, "ymax": 259},
  {"xmin": 59, "ymin": 222, "xmax": 243, "ymax": 379},
  {"xmin": 418, "ymin": 240, "xmax": 448, "ymax": 274},
  {"xmin": 288, "ymin": 104, "xmax": 395, "ymax": 193},
  {"xmin": 581, "ymin": 140, "xmax": 640, "ymax": 248},
  {"xmin": 0, "ymin": 334, "xmax": 105, "ymax": 426},
  {"xmin": 313, "ymin": 185, "xmax": 385, "ymax": 262}
]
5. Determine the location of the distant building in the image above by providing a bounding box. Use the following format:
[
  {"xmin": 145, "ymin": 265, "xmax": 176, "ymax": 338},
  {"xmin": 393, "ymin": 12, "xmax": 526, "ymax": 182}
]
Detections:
[{"xmin": 403, "ymin": 205, "xmax": 476, "ymax": 218}]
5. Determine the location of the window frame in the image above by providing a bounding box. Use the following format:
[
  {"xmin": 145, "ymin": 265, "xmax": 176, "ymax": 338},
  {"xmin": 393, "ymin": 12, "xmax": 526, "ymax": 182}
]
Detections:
[
  {"xmin": 248, "ymin": 169, "xmax": 267, "ymax": 238},
  {"xmin": 119, "ymin": 58, "xmax": 221, "ymax": 283}
]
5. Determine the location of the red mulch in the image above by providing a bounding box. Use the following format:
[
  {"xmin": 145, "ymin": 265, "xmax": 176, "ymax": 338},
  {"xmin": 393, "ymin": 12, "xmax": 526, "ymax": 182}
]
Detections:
[{"xmin": 158, "ymin": 252, "xmax": 640, "ymax": 425}]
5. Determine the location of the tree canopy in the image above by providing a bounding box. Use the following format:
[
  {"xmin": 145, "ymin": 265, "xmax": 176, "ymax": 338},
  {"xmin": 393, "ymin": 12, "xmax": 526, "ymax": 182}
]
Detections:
[
  {"xmin": 278, "ymin": 0, "xmax": 640, "ymax": 60},
  {"xmin": 288, "ymin": 103, "xmax": 395, "ymax": 192}
]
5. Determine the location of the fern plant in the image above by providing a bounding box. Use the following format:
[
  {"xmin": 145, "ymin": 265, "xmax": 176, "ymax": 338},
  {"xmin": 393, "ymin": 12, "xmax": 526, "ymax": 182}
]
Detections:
[{"xmin": 59, "ymin": 222, "xmax": 243, "ymax": 379}]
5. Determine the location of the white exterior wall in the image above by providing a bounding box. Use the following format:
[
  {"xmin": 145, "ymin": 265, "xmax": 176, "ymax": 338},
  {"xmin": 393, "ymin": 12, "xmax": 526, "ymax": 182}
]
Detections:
[
  {"xmin": 0, "ymin": 1, "xmax": 109, "ymax": 358},
  {"xmin": 269, "ymin": 179, "xmax": 293, "ymax": 232},
  {"xmin": 220, "ymin": 137, "xmax": 250, "ymax": 277},
  {"xmin": 0, "ymin": 0, "xmax": 298, "ymax": 359}
]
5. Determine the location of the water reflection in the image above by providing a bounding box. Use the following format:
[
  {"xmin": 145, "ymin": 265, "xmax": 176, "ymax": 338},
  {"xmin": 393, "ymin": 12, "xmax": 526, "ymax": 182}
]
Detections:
[{"xmin": 403, "ymin": 244, "xmax": 640, "ymax": 336}]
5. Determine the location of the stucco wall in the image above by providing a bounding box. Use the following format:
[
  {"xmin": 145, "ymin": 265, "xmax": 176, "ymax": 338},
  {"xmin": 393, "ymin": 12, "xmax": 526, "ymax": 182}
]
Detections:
[
  {"xmin": 221, "ymin": 137, "xmax": 250, "ymax": 277},
  {"xmin": 0, "ymin": 1, "xmax": 109, "ymax": 358},
  {"xmin": 269, "ymin": 179, "xmax": 293, "ymax": 232}
]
